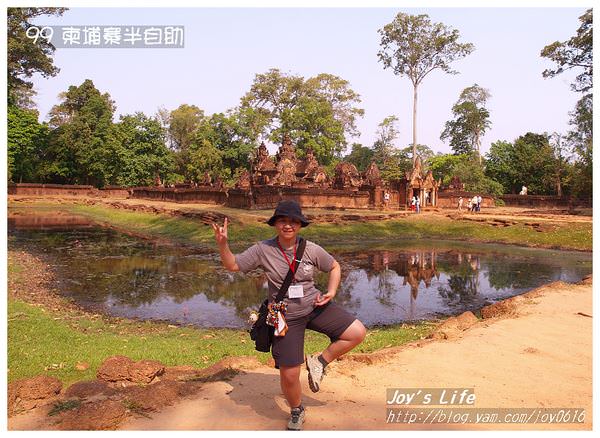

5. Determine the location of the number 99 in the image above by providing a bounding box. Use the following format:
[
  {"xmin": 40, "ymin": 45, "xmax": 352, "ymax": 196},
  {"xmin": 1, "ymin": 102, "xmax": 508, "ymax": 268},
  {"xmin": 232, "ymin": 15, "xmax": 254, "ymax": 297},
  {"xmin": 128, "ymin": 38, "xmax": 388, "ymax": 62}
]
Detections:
[{"xmin": 25, "ymin": 26, "xmax": 53, "ymax": 44}]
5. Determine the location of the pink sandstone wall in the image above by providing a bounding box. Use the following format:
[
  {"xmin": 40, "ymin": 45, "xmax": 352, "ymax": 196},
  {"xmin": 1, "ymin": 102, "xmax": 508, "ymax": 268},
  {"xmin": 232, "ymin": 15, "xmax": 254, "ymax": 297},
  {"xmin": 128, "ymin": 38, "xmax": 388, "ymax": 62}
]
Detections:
[{"xmin": 437, "ymin": 192, "xmax": 495, "ymax": 209}]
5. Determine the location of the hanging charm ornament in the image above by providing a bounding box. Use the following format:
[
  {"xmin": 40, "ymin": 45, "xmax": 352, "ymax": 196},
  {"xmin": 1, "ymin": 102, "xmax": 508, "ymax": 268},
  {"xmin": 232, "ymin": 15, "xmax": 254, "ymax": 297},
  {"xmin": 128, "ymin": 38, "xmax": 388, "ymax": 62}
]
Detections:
[{"xmin": 267, "ymin": 301, "xmax": 288, "ymax": 336}]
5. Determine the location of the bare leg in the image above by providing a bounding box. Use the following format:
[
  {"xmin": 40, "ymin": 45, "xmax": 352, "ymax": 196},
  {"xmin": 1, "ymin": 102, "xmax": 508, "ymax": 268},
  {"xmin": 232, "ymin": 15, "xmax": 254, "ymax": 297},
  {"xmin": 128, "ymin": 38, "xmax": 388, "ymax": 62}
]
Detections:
[
  {"xmin": 320, "ymin": 319, "xmax": 366, "ymax": 363},
  {"xmin": 280, "ymin": 365, "xmax": 302, "ymax": 408}
]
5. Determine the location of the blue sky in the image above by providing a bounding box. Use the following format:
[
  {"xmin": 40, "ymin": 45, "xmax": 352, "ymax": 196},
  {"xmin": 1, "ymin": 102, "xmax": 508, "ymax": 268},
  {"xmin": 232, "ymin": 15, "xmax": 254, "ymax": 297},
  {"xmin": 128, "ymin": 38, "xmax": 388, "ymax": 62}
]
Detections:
[{"xmin": 28, "ymin": 7, "xmax": 586, "ymax": 156}]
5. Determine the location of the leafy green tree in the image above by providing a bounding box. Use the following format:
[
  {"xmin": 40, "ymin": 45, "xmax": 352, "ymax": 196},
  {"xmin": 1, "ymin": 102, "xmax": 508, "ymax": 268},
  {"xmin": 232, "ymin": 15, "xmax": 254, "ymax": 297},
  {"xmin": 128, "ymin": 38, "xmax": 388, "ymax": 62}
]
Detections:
[
  {"xmin": 428, "ymin": 153, "xmax": 502, "ymax": 196},
  {"xmin": 44, "ymin": 79, "xmax": 118, "ymax": 186},
  {"xmin": 541, "ymin": 9, "xmax": 592, "ymax": 200},
  {"xmin": 169, "ymin": 104, "xmax": 204, "ymax": 151},
  {"xmin": 370, "ymin": 116, "xmax": 409, "ymax": 181},
  {"xmin": 372, "ymin": 116, "xmax": 400, "ymax": 164},
  {"xmin": 114, "ymin": 112, "xmax": 175, "ymax": 187},
  {"xmin": 485, "ymin": 133, "xmax": 558, "ymax": 195},
  {"xmin": 452, "ymin": 158, "xmax": 503, "ymax": 197},
  {"xmin": 427, "ymin": 153, "xmax": 465, "ymax": 185},
  {"xmin": 187, "ymin": 138, "xmax": 227, "ymax": 183},
  {"xmin": 168, "ymin": 104, "xmax": 205, "ymax": 178},
  {"xmin": 548, "ymin": 132, "xmax": 575, "ymax": 198},
  {"xmin": 289, "ymin": 95, "xmax": 347, "ymax": 165},
  {"xmin": 378, "ymin": 13, "xmax": 474, "ymax": 163},
  {"xmin": 440, "ymin": 84, "xmax": 491, "ymax": 162},
  {"xmin": 7, "ymin": 7, "xmax": 67, "ymax": 108},
  {"xmin": 541, "ymin": 8, "xmax": 592, "ymax": 93},
  {"xmin": 403, "ymin": 143, "xmax": 434, "ymax": 165},
  {"xmin": 566, "ymin": 93, "xmax": 592, "ymax": 199},
  {"xmin": 190, "ymin": 107, "xmax": 267, "ymax": 182},
  {"xmin": 344, "ymin": 143, "xmax": 374, "ymax": 172},
  {"xmin": 7, "ymin": 104, "xmax": 49, "ymax": 182},
  {"xmin": 240, "ymin": 68, "xmax": 364, "ymax": 164}
]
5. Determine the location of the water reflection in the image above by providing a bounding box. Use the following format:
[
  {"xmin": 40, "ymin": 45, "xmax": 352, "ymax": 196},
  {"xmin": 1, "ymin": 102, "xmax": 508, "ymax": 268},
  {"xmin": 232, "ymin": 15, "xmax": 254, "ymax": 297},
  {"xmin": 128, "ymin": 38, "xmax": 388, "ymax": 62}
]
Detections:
[{"xmin": 8, "ymin": 211, "xmax": 592, "ymax": 328}]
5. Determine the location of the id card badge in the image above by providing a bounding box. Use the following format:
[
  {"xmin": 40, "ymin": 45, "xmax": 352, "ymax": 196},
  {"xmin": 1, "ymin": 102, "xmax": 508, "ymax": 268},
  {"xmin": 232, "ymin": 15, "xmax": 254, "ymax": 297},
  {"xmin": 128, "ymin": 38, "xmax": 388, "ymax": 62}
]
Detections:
[{"xmin": 288, "ymin": 284, "xmax": 304, "ymax": 299}]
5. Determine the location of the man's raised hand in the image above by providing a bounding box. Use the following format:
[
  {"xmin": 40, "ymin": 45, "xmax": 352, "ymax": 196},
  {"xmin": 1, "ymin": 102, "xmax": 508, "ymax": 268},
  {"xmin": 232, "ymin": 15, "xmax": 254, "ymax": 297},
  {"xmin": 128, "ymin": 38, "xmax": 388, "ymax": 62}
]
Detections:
[{"xmin": 211, "ymin": 217, "xmax": 229, "ymax": 245}]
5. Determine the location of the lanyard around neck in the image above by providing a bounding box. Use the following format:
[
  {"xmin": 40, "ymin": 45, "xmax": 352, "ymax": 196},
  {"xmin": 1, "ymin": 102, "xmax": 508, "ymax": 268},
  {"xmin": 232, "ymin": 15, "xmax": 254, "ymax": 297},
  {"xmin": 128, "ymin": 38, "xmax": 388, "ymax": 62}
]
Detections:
[{"xmin": 277, "ymin": 238, "xmax": 297, "ymax": 274}]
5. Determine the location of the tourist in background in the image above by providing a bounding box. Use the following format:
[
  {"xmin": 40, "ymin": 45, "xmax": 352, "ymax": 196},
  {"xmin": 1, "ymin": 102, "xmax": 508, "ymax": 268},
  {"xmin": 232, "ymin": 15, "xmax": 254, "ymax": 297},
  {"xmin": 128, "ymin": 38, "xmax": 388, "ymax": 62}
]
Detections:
[
  {"xmin": 411, "ymin": 196, "xmax": 416, "ymax": 212},
  {"xmin": 477, "ymin": 195, "xmax": 482, "ymax": 212},
  {"xmin": 458, "ymin": 196, "xmax": 463, "ymax": 212},
  {"xmin": 415, "ymin": 196, "xmax": 421, "ymax": 214}
]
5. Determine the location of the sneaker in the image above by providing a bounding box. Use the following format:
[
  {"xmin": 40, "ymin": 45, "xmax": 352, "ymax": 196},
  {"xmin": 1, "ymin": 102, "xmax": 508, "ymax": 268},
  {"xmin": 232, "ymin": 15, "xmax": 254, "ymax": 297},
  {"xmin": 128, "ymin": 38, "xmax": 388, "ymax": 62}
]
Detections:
[
  {"xmin": 287, "ymin": 405, "xmax": 305, "ymax": 430},
  {"xmin": 305, "ymin": 354, "xmax": 325, "ymax": 393}
]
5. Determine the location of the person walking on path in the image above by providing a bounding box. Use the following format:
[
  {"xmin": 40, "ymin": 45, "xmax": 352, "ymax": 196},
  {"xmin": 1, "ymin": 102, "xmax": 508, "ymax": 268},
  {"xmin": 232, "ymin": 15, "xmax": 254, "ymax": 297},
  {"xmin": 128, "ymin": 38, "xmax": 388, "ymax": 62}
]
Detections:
[
  {"xmin": 471, "ymin": 195, "xmax": 478, "ymax": 213},
  {"xmin": 212, "ymin": 200, "xmax": 366, "ymax": 430},
  {"xmin": 477, "ymin": 195, "xmax": 482, "ymax": 212},
  {"xmin": 458, "ymin": 196, "xmax": 463, "ymax": 212},
  {"xmin": 415, "ymin": 196, "xmax": 420, "ymax": 214}
]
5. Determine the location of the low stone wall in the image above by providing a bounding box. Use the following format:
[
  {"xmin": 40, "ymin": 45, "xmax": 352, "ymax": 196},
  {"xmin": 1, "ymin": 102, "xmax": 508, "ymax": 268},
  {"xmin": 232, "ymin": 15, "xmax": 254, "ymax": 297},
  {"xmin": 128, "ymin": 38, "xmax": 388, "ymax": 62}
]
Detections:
[
  {"xmin": 8, "ymin": 183, "xmax": 130, "ymax": 198},
  {"xmin": 8, "ymin": 183, "xmax": 97, "ymax": 196},
  {"xmin": 130, "ymin": 186, "xmax": 227, "ymax": 204},
  {"xmin": 437, "ymin": 191, "xmax": 495, "ymax": 209},
  {"xmin": 251, "ymin": 186, "xmax": 373, "ymax": 210},
  {"xmin": 100, "ymin": 186, "xmax": 130, "ymax": 198},
  {"xmin": 131, "ymin": 185, "xmax": 378, "ymax": 210},
  {"xmin": 500, "ymin": 194, "xmax": 571, "ymax": 207}
]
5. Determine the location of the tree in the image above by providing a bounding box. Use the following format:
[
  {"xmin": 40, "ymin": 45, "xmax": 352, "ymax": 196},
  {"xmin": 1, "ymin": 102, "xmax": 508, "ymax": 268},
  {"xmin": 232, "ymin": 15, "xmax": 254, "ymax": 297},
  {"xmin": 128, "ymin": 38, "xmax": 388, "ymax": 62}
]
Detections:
[
  {"xmin": 428, "ymin": 153, "xmax": 502, "ymax": 196},
  {"xmin": 168, "ymin": 104, "xmax": 205, "ymax": 178},
  {"xmin": 240, "ymin": 68, "xmax": 364, "ymax": 164},
  {"xmin": 187, "ymin": 139, "xmax": 226, "ymax": 183},
  {"xmin": 427, "ymin": 153, "xmax": 465, "ymax": 185},
  {"xmin": 344, "ymin": 143, "xmax": 374, "ymax": 172},
  {"xmin": 7, "ymin": 7, "xmax": 67, "ymax": 107},
  {"xmin": 371, "ymin": 116, "xmax": 410, "ymax": 181},
  {"xmin": 155, "ymin": 106, "xmax": 175, "ymax": 149},
  {"xmin": 548, "ymin": 132, "xmax": 573, "ymax": 198},
  {"xmin": 378, "ymin": 13, "xmax": 474, "ymax": 163},
  {"xmin": 541, "ymin": 9, "xmax": 593, "ymax": 200},
  {"xmin": 485, "ymin": 133, "xmax": 558, "ymax": 195},
  {"xmin": 7, "ymin": 104, "xmax": 49, "ymax": 182},
  {"xmin": 45, "ymin": 79, "xmax": 118, "ymax": 186},
  {"xmin": 195, "ymin": 109, "xmax": 261, "ymax": 180},
  {"xmin": 440, "ymin": 84, "xmax": 491, "ymax": 162},
  {"xmin": 541, "ymin": 8, "xmax": 592, "ymax": 93},
  {"xmin": 566, "ymin": 93, "xmax": 592, "ymax": 199},
  {"xmin": 114, "ymin": 112, "xmax": 175, "ymax": 187},
  {"xmin": 372, "ymin": 115, "xmax": 400, "ymax": 164}
]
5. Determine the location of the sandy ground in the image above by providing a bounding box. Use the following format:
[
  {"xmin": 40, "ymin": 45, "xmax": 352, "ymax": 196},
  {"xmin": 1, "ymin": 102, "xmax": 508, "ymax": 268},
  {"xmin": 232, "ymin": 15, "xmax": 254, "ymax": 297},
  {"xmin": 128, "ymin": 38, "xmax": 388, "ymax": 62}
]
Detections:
[{"xmin": 113, "ymin": 280, "xmax": 591, "ymax": 431}]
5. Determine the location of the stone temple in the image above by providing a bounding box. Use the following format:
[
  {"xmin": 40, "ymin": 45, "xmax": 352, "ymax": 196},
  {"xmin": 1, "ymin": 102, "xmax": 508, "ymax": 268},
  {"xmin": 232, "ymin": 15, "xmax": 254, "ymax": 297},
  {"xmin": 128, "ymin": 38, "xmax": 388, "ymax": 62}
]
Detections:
[{"xmin": 132, "ymin": 135, "xmax": 443, "ymax": 210}]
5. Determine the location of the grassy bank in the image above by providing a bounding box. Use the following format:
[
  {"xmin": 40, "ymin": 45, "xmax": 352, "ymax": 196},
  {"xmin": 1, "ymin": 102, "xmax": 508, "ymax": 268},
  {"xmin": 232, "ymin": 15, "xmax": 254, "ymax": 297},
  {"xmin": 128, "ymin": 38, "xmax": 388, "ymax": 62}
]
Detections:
[
  {"xmin": 55, "ymin": 202, "xmax": 594, "ymax": 251},
  {"xmin": 7, "ymin": 252, "xmax": 434, "ymax": 387},
  {"xmin": 7, "ymin": 298, "xmax": 434, "ymax": 387}
]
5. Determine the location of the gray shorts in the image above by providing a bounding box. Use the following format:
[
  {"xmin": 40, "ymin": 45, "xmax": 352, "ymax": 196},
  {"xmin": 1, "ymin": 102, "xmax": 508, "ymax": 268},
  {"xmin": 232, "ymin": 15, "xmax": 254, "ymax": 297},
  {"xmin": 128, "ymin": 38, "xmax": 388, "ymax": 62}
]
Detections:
[{"xmin": 271, "ymin": 302, "xmax": 357, "ymax": 369}]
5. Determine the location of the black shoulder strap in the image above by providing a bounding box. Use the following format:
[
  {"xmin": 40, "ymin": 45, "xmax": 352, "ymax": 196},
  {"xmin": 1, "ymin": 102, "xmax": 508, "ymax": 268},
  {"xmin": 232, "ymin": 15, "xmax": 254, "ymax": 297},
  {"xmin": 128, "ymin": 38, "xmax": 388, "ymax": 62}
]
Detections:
[{"xmin": 274, "ymin": 237, "xmax": 307, "ymax": 302}]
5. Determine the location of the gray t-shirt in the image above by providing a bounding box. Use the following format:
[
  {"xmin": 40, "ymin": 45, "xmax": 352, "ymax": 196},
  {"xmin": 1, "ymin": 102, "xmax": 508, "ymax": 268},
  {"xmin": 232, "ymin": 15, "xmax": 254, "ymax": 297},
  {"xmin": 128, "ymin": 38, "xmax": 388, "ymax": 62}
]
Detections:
[{"xmin": 235, "ymin": 237, "xmax": 335, "ymax": 320}]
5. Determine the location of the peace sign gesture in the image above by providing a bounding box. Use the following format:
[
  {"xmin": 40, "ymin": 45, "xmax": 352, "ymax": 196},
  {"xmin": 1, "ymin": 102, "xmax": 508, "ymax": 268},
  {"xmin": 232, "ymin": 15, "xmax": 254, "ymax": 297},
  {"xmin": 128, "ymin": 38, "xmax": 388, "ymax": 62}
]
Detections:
[{"xmin": 211, "ymin": 217, "xmax": 229, "ymax": 246}]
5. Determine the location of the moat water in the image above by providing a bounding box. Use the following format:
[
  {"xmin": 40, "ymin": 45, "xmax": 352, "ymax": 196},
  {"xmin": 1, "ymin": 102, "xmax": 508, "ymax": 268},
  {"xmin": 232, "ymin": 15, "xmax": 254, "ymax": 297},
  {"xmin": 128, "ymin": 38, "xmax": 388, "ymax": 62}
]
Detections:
[{"xmin": 8, "ymin": 212, "xmax": 592, "ymax": 328}]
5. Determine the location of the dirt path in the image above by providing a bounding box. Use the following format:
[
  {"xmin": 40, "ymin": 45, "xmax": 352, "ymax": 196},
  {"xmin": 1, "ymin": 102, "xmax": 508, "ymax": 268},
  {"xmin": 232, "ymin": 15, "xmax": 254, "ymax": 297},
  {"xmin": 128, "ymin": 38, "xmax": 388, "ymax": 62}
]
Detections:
[
  {"xmin": 115, "ymin": 280, "xmax": 592, "ymax": 431},
  {"xmin": 9, "ymin": 194, "xmax": 592, "ymax": 224}
]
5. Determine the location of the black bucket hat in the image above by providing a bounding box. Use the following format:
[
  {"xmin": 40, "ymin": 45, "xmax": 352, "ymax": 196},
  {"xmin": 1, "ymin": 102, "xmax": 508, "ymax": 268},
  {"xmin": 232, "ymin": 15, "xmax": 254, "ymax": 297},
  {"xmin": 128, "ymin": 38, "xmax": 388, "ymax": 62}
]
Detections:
[{"xmin": 267, "ymin": 200, "xmax": 310, "ymax": 227}]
